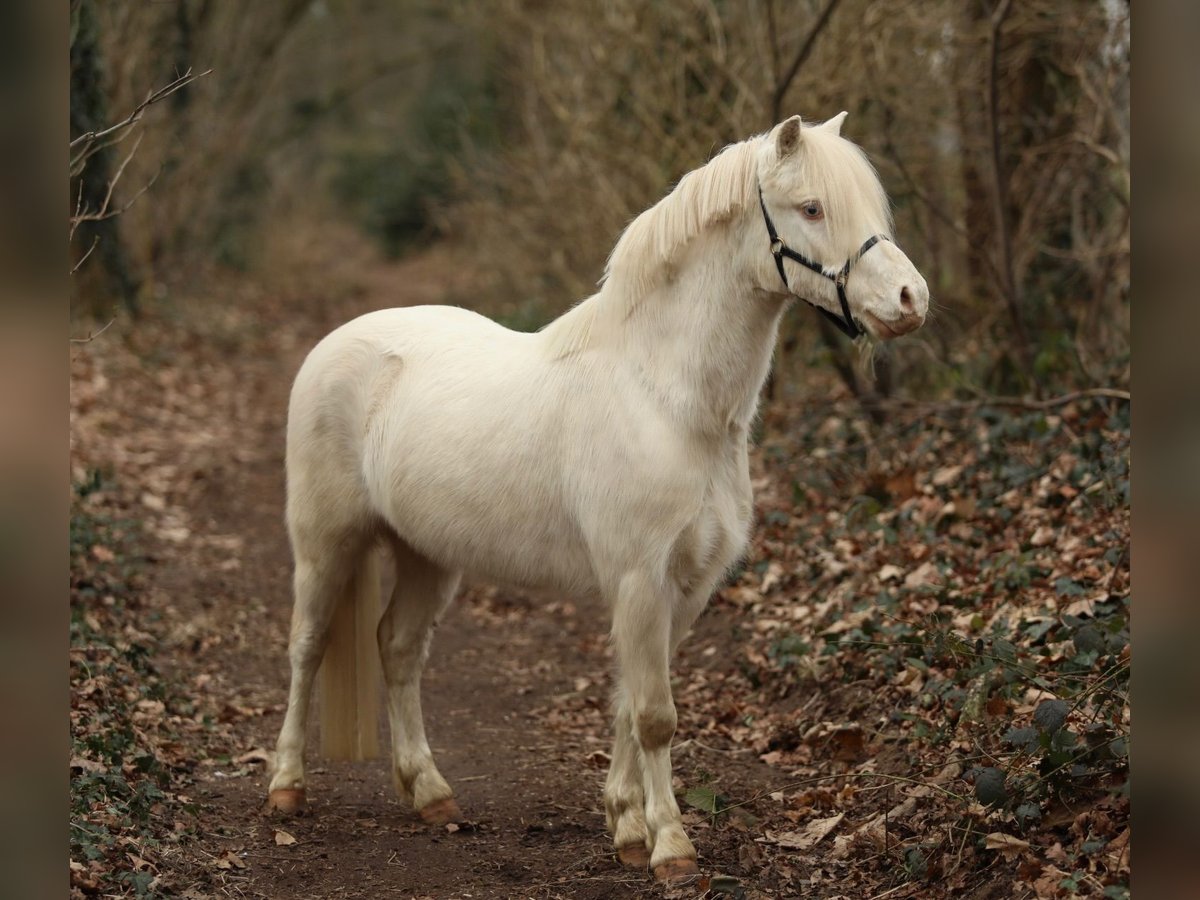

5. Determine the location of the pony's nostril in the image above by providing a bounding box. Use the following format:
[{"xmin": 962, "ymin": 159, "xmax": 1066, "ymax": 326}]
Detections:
[{"xmin": 899, "ymin": 286, "xmax": 915, "ymax": 313}]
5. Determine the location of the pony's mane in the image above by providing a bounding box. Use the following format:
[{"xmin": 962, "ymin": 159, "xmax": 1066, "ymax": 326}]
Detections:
[
  {"xmin": 542, "ymin": 137, "xmax": 760, "ymax": 357},
  {"xmin": 541, "ymin": 122, "xmax": 893, "ymax": 357},
  {"xmin": 604, "ymin": 138, "xmax": 761, "ymax": 302}
]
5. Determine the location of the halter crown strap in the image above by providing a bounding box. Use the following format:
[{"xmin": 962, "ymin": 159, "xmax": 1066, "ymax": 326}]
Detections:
[{"xmin": 757, "ymin": 186, "xmax": 888, "ymax": 340}]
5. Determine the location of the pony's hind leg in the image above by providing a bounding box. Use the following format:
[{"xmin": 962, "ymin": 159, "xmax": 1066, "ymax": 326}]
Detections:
[
  {"xmin": 377, "ymin": 539, "xmax": 462, "ymax": 824},
  {"xmin": 268, "ymin": 531, "xmax": 366, "ymax": 813}
]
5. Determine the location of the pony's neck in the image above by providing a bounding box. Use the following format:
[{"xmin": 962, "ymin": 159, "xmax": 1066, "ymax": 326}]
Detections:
[{"xmin": 604, "ymin": 210, "xmax": 785, "ymax": 438}]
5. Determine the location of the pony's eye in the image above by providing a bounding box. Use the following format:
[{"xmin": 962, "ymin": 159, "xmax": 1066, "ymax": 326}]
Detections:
[{"xmin": 799, "ymin": 200, "xmax": 824, "ymax": 221}]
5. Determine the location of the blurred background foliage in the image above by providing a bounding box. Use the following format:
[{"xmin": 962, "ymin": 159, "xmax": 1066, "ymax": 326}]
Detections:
[{"xmin": 69, "ymin": 0, "xmax": 1128, "ymax": 402}]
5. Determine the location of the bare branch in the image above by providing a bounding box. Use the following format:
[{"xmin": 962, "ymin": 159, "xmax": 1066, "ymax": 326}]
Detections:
[
  {"xmin": 72, "ymin": 236, "xmax": 100, "ymax": 274},
  {"xmin": 69, "ymin": 319, "xmax": 116, "ymax": 344},
  {"xmin": 69, "ymin": 133, "xmax": 162, "ymax": 231},
  {"xmin": 770, "ymin": 0, "xmax": 842, "ymax": 121},
  {"xmin": 94, "ymin": 132, "xmax": 143, "ymax": 221},
  {"xmin": 879, "ymin": 387, "xmax": 1130, "ymax": 414},
  {"xmin": 69, "ymin": 67, "xmax": 211, "ymax": 152}
]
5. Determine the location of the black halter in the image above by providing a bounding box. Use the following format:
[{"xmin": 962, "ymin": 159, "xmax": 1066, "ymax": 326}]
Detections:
[{"xmin": 757, "ymin": 186, "xmax": 887, "ymax": 340}]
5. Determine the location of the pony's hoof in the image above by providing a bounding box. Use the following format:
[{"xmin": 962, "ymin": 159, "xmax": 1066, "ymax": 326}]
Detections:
[
  {"xmin": 617, "ymin": 843, "xmax": 651, "ymax": 869},
  {"xmin": 418, "ymin": 797, "xmax": 463, "ymax": 826},
  {"xmin": 265, "ymin": 788, "xmax": 307, "ymax": 816},
  {"xmin": 653, "ymin": 857, "xmax": 700, "ymax": 883}
]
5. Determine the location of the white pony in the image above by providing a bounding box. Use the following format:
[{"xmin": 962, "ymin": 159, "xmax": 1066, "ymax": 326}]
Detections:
[{"xmin": 267, "ymin": 114, "xmax": 928, "ymax": 882}]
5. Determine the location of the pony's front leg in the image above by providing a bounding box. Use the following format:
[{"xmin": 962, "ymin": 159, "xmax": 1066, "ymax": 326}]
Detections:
[
  {"xmin": 611, "ymin": 571, "xmax": 699, "ymax": 882},
  {"xmin": 605, "ymin": 693, "xmax": 649, "ymax": 867}
]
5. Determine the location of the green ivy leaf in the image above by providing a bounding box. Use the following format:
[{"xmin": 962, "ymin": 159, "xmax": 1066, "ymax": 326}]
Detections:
[
  {"xmin": 1004, "ymin": 727, "xmax": 1039, "ymax": 752},
  {"xmin": 1055, "ymin": 577, "xmax": 1088, "ymax": 597},
  {"xmin": 904, "ymin": 846, "xmax": 928, "ymax": 879},
  {"xmin": 1034, "ymin": 699, "xmax": 1069, "ymax": 734},
  {"xmin": 1015, "ymin": 801, "xmax": 1042, "ymax": 827},
  {"xmin": 1073, "ymin": 624, "xmax": 1105, "ymax": 654},
  {"xmin": 972, "ymin": 767, "xmax": 1007, "ymax": 806},
  {"xmin": 683, "ymin": 785, "xmax": 724, "ymax": 815}
]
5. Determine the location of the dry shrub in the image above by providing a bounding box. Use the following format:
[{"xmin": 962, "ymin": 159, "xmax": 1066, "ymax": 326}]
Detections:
[{"xmin": 452, "ymin": 0, "xmax": 1129, "ymax": 394}]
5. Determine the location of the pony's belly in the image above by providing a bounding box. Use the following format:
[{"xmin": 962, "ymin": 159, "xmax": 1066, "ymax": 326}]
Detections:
[{"xmin": 365, "ymin": 442, "xmax": 598, "ymax": 596}]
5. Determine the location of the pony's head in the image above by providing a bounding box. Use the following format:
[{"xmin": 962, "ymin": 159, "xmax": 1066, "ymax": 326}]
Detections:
[{"xmin": 756, "ymin": 114, "xmax": 928, "ymax": 341}]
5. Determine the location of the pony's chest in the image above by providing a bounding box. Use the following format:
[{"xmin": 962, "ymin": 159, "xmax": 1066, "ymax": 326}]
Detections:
[{"xmin": 669, "ymin": 445, "xmax": 753, "ymax": 593}]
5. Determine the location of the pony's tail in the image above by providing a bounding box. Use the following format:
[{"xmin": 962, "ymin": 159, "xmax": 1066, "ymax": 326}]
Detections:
[{"xmin": 318, "ymin": 548, "xmax": 382, "ymax": 760}]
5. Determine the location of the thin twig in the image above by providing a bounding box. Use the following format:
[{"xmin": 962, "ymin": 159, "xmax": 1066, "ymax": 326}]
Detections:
[
  {"xmin": 69, "ymin": 67, "xmax": 211, "ymax": 151},
  {"xmin": 1105, "ymin": 541, "xmax": 1130, "ymax": 593},
  {"xmin": 70, "ymin": 319, "xmax": 116, "ymax": 344},
  {"xmin": 873, "ymin": 387, "xmax": 1130, "ymax": 414},
  {"xmin": 87, "ymin": 132, "xmax": 144, "ymax": 223},
  {"xmin": 868, "ymin": 882, "xmax": 917, "ymax": 900},
  {"xmin": 718, "ymin": 767, "xmax": 971, "ymax": 817},
  {"xmin": 72, "ymin": 236, "xmax": 100, "ymax": 273}
]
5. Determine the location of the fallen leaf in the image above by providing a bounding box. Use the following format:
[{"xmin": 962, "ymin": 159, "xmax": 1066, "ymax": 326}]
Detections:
[
  {"xmin": 70, "ymin": 755, "xmax": 106, "ymax": 774},
  {"xmin": 127, "ymin": 852, "xmax": 156, "ymax": 871},
  {"xmin": 586, "ymin": 749, "xmax": 612, "ymax": 767},
  {"xmin": 236, "ymin": 748, "xmax": 275, "ymax": 766},
  {"xmin": 274, "ymin": 829, "xmax": 297, "ymax": 846},
  {"xmin": 1033, "ymin": 863, "xmax": 1070, "ymax": 897},
  {"xmin": 932, "ymin": 464, "xmax": 963, "ymax": 487},
  {"xmin": 904, "ymin": 561, "xmax": 941, "ymax": 589},
  {"xmin": 214, "ymin": 850, "xmax": 247, "ymax": 870},
  {"xmin": 141, "ymin": 491, "xmax": 166, "ymax": 511},
  {"xmin": 877, "ymin": 564, "xmax": 904, "ymax": 583},
  {"xmin": 1063, "ymin": 596, "xmax": 1099, "ymax": 617},
  {"xmin": 831, "ymin": 727, "xmax": 865, "ymax": 762},
  {"xmin": 761, "ymin": 561, "xmax": 784, "ymax": 594},
  {"xmin": 763, "ymin": 813, "xmax": 844, "ymax": 850},
  {"xmin": 1030, "ymin": 526, "xmax": 1055, "ymax": 547},
  {"xmin": 985, "ymin": 832, "xmax": 1030, "ymax": 854}
]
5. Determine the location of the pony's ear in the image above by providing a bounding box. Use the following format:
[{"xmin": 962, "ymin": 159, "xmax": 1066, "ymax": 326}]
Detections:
[
  {"xmin": 822, "ymin": 111, "xmax": 848, "ymax": 136},
  {"xmin": 776, "ymin": 115, "xmax": 803, "ymax": 159}
]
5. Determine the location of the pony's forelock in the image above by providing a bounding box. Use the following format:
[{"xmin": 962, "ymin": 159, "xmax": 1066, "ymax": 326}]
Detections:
[{"xmin": 768, "ymin": 124, "xmax": 894, "ymax": 264}]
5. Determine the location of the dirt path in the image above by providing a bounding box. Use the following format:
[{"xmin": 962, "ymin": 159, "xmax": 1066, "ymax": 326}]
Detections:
[{"xmin": 88, "ymin": 253, "xmax": 783, "ymax": 899}]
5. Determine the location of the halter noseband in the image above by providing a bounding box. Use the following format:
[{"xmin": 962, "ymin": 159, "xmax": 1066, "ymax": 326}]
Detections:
[{"xmin": 757, "ymin": 186, "xmax": 887, "ymax": 340}]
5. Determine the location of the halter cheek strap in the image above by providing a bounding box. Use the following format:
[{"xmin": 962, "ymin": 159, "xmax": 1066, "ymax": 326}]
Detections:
[{"xmin": 757, "ymin": 186, "xmax": 887, "ymax": 340}]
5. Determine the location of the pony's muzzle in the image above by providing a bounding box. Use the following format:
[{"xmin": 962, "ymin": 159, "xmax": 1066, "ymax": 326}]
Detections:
[
  {"xmin": 889, "ymin": 305, "xmax": 925, "ymax": 336},
  {"xmin": 860, "ymin": 284, "xmax": 927, "ymax": 339},
  {"xmin": 886, "ymin": 281, "xmax": 929, "ymax": 336}
]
